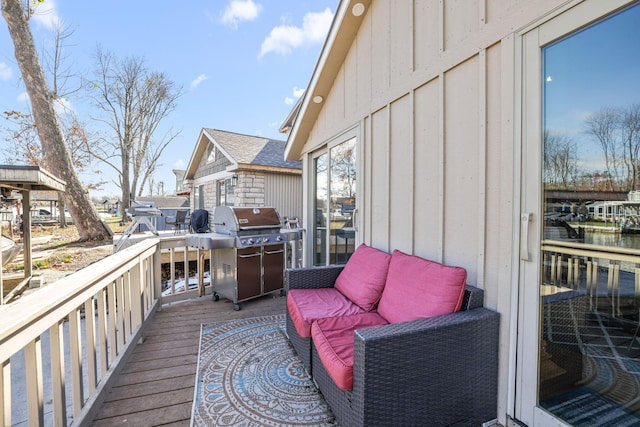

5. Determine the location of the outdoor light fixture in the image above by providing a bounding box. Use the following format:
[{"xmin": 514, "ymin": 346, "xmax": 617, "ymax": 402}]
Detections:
[
  {"xmin": 352, "ymin": 2, "xmax": 365, "ymax": 17},
  {"xmin": 231, "ymin": 174, "xmax": 238, "ymax": 186},
  {"xmin": 313, "ymin": 95, "xmax": 324, "ymax": 104}
]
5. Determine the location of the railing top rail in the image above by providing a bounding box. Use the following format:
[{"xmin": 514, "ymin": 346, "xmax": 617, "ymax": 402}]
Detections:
[{"xmin": 542, "ymin": 239, "xmax": 640, "ymax": 263}]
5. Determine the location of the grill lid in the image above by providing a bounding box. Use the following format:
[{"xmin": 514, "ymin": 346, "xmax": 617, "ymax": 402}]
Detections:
[{"xmin": 213, "ymin": 206, "xmax": 282, "ymax": 234}]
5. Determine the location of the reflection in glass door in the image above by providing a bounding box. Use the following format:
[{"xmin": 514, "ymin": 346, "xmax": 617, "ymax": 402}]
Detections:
[
  {"xmin": 313, "ymin": 137, "xmax": 357, "ymax": 266},
  {"xmin": 538, "ymin": 4, "xmax": 640, "ymax": 424},
  {"xmin": 314, "ymin": 153, "xmax": 328, "ymax": 265}
]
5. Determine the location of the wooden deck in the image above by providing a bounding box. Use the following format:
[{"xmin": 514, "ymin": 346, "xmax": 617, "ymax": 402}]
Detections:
[{"xmin": 91, "ymin": 293, "xmax": 287, "ymax": 426}]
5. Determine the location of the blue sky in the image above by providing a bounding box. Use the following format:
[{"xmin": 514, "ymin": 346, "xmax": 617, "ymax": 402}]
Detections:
[
  {"xmin": 543, "ymin": 2, "xmax": 640, "ymax": 169},
  {"xmin": 0, "ymin": 0, "xmax": 338, "ymax": 198}
]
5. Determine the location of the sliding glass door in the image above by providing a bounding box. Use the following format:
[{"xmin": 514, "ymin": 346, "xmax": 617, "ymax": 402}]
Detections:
[
  {"xmin": 518, "ymin": 1, "xmax": 640, "ymax": 425},
  {"xmin": 312, "ymin": 136, "xmax": 357, "ymax": 266}
]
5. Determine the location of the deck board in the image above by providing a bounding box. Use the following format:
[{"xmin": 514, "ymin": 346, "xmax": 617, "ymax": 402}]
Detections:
[{"xmin": 92, "ymin": 293, "xmax": 286, "ymax": 426}]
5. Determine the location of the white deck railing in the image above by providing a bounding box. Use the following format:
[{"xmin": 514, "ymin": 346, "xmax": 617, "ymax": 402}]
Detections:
[
  {"xmin": 0, "ymin": 234, "xmax": 200, "ymax": 427},
  {"xmin": 542, "ymin": 239, "xmax": 640, "ymax": 316},
  {"xmin": 0, "ymin": 231, "xmax": 301, "ymax": 426}
]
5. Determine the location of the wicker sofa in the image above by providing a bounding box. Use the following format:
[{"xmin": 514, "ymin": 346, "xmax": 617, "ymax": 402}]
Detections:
[{"xmin": 285, "ymin": 259, "xmax": 500, "ymax": 426}]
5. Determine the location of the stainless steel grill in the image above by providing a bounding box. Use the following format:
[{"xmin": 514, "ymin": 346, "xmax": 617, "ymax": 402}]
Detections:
[{"xmin": 185, "ymin": 206, "xmax": 302, "ymax": 310}]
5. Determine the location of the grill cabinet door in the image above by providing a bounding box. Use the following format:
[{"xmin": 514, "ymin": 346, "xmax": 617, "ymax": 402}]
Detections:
[
  {"xmin": 236, "ymin": 248, "xmax": 262, "ymax": 301},
  {"xmin": 263, "ymin": 244, "xmax": 284, "ymax": 293}
]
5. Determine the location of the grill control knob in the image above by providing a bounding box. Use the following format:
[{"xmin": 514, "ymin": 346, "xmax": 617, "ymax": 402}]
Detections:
[
  {"xmin": 276, "ymin": 235, "xmax": 283, "ymax": 242},
  {"xmin": 263, "ymin": 236, "xmax": 270, "ymax": 243},
  {"xmin": 248, "ymin": 238, "xmax": 255, "ymax": 245}
]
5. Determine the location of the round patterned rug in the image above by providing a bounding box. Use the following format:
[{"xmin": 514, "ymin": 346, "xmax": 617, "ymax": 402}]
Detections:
[{"xmin": 192, "ymin": 314, "xmax": 337, "ymax": 426}]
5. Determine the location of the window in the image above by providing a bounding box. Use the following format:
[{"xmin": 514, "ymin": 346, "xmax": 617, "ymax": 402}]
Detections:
[
  {"xmin": 194, "ymin": 185, "xmax": 204, "ymax": 209},
  {"xmin": 207, "ymin": 145, "xmax": 216, "ymax": 163},
  {"xmin": 217, "ymin": 178, "xmax": 235, "ymax": 206}
]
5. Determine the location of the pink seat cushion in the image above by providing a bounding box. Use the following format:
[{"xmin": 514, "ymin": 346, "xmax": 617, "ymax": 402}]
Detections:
[
  {"xmin": 287, "ymin": 288, "xmax": 365, "ymax": 338},
  {"xmin": 312, "ymin": 312, "xmax": 388, "ymax": 390},
  {"xmin": 377, "ymin": 250, "xmax": 467, "ymax": 324},
  {"xmin": 334, "ymin": 244, "xmax": 392, "ymax": 311}
]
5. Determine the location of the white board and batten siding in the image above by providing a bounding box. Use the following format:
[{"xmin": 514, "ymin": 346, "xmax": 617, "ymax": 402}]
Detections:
[{"xmin": 295, "ymin": 0, "xmax": 584, "ymax": 421}]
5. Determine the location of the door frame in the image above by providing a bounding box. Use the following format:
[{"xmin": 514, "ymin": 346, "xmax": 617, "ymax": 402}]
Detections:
[
  {"xmin": 306, "ymin": 125, "xmax": 361, "ymax": 266},
  {"xmin": 513, "ymin": 0, "xmax": 638, "ymax": 425}
]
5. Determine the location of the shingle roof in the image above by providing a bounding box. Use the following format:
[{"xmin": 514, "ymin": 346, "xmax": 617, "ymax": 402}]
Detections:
[{"xmin": 203, "ymin": 128, "xmax": 302, "ymax": 170}]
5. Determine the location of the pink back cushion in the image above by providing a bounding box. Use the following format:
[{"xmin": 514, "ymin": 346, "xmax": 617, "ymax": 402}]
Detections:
[
  {"xmin": 377, "ymin": 250, "xmax": 467, "ymax": 324},
  {"xmin": 334, "ymin": 244, "xmax": 392, "ymax": 311}
]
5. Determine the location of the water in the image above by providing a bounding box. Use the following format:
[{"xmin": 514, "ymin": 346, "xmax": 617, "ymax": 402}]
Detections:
[{"xmin": 583, "ymin": 230, "xmax": 640, "ymax": 250}]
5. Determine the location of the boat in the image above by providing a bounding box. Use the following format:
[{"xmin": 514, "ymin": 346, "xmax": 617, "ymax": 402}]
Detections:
[{"xmin": 2, "ymin": 235, "xmax": 21, "ymax": 266}]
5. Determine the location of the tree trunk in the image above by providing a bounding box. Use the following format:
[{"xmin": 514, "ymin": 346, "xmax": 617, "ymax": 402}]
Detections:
[{"xmin": 2, "ymin": 0, "xmax": 110, "ymax": 241}]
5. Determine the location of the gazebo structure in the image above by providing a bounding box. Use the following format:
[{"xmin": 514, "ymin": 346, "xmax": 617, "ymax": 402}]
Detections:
[{"xmin": 0, "ymin": 165, "xmax": 66, "ymax": 304}]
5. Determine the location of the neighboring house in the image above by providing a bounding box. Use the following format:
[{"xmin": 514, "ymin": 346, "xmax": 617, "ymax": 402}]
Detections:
[
  {"xmin": 183, "ymin": 128, "xmax": 302, "ymax": 223},
  {"xmin": 173, "ymin": 169, "xmax": 188, "ymax": 196},
  {"xmin": 283, "ymin": 1, "xmax": 640, "ymax": 426}
]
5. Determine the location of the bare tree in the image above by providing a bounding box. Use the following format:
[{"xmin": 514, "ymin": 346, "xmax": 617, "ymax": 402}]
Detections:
[
  {"xmin": 543, "ymin": 130, "xmax": 580, "ymax": 189},
  {"xmin": 584, "ymin": 107, "xmax": 624, "ymax": 191},
  {"xmin": 88, "ymin": 48, "xmax": 181, "ymax": 220},
  {"xmin": 585, "ymin": 104, "xmax": 640, "ymax": 191},
  {"xmin": 619, "ymin": 104, "xmax": 640, "ymax": 190},
  {"xmin": 2, "ymin": 0, "xmax": 110, "ymax": 240}
]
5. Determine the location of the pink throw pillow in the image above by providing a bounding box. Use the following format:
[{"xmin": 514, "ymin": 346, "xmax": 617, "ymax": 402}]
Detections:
[
  {"xmin": 377, "ymin": 250, "xmax": 467, "ymax": 324},
  {"xmin": 334, "ymin": 244, "xmax": 392, "ymax": 311}
]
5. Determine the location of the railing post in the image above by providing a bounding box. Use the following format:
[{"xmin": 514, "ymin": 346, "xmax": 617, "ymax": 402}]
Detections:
[
  {"xmin": 50, "ymin": 321, "xmax": 67, "ymax": 426},
  {"xmin": 155, "ymin": 244, "xmax": 163, "ymax": 311},
  {"xmin": 130, "ymin": 259, "xmax": 144, "ymax": 339},
  {"xmin": 85, "ymin": 296, "xmax": 98, "ymax": 394},
  {"xmin": 1, "ymin": 359, "xmax": 11, "ymax": 426},
  {"xmin": 69, "ymin": 307, "xmax": 85, "ymax": 417},
  {"xmin": 97, "ymin": 287, "xmax": 109, "ymax": 376},
  {"xmin": 25, "ymin": 337, "xmax": 44, "ymax": 425}
]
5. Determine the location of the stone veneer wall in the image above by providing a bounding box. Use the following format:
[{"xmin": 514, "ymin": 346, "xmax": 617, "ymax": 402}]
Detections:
[
  {"xmin": 204, "ymin": 180, "xmax": 216, "ymax": 210},
  {"xmin": 235, "ymin": 172, "xmax": 265, "ymax": 206}
]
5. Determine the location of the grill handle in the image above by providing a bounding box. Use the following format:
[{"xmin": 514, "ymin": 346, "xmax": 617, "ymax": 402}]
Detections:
[
  {"xmin": 264, "ymin": 249, "xmax": 284, "ymax": 255},
  {"xmin": 238, "ymin": 253, "xmax": 261, "ymax": 259}
]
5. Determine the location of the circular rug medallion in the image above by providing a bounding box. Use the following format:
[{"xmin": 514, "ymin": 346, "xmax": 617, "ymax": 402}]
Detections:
[{"xmin": 192, "ymin": 314, "xmax": 337, "ymax": 426}]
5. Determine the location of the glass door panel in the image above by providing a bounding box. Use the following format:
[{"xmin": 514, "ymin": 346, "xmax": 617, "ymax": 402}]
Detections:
[
  {"xmin": 329, "ymin": 137, "xmax": 357, "ymax": 264},
  {"xmin": 537, "ymin": 4, "xmax": 640, "ymax": 425},
  {"xmin": 314, "ymin": 153, "xmax": 328, "ymax": 266},
  {"xmin": 312, "ymin": 136, "xmax": 358, "ymax": 266}
]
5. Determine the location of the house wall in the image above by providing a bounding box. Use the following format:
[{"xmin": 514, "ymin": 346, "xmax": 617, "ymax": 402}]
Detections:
[
  {"xmin": 235, "ymin": 172, "xmax": 303, "ymax": 222},
  {"xmin": 264, "ymin": 173, "xmax": 303, "ymax": 222},
  {"xmin": 297, "ymin": 0, "xmax": 584, "ymax": 421},
  {"xmin": 235, "ymin": 172, "xmax": 265, "ymax": 206},
  {"xmin": 194, "ymin": 145, "xmax": 231, "ymax": 180},
  {"xmin": 191, "ymin": 168, "xmax": 302, "ymax": 225}
]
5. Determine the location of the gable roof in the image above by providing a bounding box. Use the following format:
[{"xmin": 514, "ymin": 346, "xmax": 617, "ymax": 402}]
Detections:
[
  {"xmin": 284, "ymin": 0, "xmax": 371, "ymax": 160},
  {"xmin": 185, "ymin": 128, "xmax": 301, "ymax": 179}
]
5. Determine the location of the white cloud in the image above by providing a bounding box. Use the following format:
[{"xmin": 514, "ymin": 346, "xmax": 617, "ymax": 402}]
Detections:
[
  {"xmin": 17, "ymin": 92, "xmax": 29, "ymax": 102},
  {"xmin": 260, "ymin": 8, "xmax": 333, "ymax": 57},
  {"xmin": 190, "ymin": 74, "xmax": 209, "ymax": 91},
  {"xmin": 174, "ymin": 159, "xmax": 186, "ymax": 168},
  {"xmin": 30, "ymin": 0, "xmax": 60, "ymax": 30},
  {"xmin": 284, "ymin": 86, "xmax": 305, "ymax": 105},
  {"xmin": 293, "ymin": 86, "xmax": 305, "ymax": 98},
  {"xmin": 221, "ymin": 0, "xmax": 262, "ymax": 28},
  {"xmin": 54, "ymin": 97, "xmax": 74, "ymax": 115},
  {"xmin": 0, "ymin": 63, "xmax": 12, "ymax": 81}
]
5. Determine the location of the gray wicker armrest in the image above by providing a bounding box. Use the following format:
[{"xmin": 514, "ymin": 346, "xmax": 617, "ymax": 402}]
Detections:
[
  {"xmin": 286, "ymin": 265, "xmax": 345, "ymax": 290},
  {"xmin": 463, "ymin": 284, "xmax": 484, "ymax": 310},
  {"xmin": 352, "ymin": 307, "xmax": 500, "ymax": 426}
]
